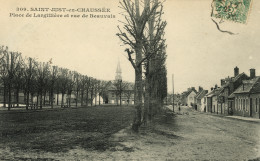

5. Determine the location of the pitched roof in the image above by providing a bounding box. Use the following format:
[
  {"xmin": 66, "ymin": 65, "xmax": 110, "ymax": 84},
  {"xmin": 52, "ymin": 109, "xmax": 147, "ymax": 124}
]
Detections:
[
  {"xmin": 183, "ymin": 89, "xmax": 197, "ymax": 97},
  {"xmin": 196, "ymin": 90, "xmax": 208, "ymax": 99},
  {"xmin": 232, "ymin": 72, "xmax": 248, "ymax": 83},
  {"xmin": 206, "ymin": 87, "xmax": 223, "ymax": 97},
  {"xmin": 194, "ymin": 90, "xmax": 202, "ymax": 98},
  {"xmin": 228, "ymin": 93, "xmax": 236, "ymax": 98},
  {"xmin": 232, "ymin": 76, "xmax": 260, "ymax": 94}
]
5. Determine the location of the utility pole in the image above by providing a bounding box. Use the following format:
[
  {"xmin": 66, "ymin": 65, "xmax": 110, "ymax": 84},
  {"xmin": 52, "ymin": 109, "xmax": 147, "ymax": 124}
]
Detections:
[{"xmin": 172, "ymin": 74, "xmax": 174, "ymax": 112}]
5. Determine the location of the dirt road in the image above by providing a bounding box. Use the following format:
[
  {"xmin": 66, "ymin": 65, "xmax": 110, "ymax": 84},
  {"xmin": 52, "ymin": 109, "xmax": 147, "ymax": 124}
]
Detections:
[{"xmin": 102, "ymin": 106, "xmax": 260, "ymax": 160}]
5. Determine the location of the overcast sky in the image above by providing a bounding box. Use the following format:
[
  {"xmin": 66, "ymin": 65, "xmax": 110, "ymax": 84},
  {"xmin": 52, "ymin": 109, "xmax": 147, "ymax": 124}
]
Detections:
[{"xmin": 0, "ymin": 0, "xmax": 259, "ymax": 93}]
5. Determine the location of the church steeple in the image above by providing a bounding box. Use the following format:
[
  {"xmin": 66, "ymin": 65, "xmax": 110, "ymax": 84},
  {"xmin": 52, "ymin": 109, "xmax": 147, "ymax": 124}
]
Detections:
[{"xmin": 115, "ymin": 60, "xmax": 122, "ymax": 80}]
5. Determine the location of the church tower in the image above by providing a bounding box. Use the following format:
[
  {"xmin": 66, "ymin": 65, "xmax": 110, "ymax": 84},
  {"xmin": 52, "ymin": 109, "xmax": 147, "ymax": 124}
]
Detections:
[{"xmin": 115, "ymin": 61, "xmax": 122, "ymax": 80}]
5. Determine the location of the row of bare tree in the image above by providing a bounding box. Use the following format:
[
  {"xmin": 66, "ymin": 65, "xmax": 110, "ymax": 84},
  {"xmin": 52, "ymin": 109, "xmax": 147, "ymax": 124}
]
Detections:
[
  {"xmin": 117, "ymin": 0, "xmax": 168, "ymax": 131},
  {"xmin": 0, "ymin": 46, "xmax": 112, "ymax": 111}
]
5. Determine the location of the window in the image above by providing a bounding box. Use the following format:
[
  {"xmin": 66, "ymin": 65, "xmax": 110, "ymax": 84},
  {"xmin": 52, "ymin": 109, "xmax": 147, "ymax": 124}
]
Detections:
[
  {"xmin": 256, "ymin": 98, "xmax": 258, "ymax": 113},
  {"xmin": 259, "ymin": 98, "xmax": 260, "ymax": 112},
  {"xmin": 238, "ymin": 99, "xmax": 240, "ymax": 110},
  {"xmin": 243, "ymin": 99, "xmax": 245, "ymax": 111},
  {"xmin": 240, "ymin": 99, "xmax": 241, "ymax": 111},
  {"xmin": 241, "ymin": 99, "xmax": 242, "ymax": 110},
  {"xmin": 246, "ymin": 99, "xmax": 248, "ymax": 112},
  {"xmin": 236, "ymin": 99, "xmax": 238, "ymax": 110}
]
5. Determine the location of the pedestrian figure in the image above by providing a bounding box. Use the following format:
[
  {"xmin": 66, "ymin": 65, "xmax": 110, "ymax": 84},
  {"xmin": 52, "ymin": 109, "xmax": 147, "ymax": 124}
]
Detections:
[{"xmin": 178, "ymin": 104, "xmax": 181, "ymax": 112}]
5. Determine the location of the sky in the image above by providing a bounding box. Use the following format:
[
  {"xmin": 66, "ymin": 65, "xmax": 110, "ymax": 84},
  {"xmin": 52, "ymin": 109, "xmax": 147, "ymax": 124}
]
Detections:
[{"xmin": 0, "ymin": 0, "xmax": 260, "ymax": 93}]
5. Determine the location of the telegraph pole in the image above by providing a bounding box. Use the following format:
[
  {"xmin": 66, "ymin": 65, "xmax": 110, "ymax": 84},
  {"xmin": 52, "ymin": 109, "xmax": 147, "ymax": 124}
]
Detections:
[{"xmin": 172, "ymin": 74, "xmax": 174, "ymax": 112}]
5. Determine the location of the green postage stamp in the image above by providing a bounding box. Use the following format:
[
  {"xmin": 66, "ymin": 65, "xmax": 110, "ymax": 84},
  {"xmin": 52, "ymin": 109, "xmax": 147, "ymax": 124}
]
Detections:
[{"xmin": 211, "ymin": 0, "xmax": 252, "ymax": 24}]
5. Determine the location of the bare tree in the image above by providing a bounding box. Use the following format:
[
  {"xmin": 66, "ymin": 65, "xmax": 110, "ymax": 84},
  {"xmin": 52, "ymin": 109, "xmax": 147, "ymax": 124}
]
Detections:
[
  {"xmin": 35, "ymin": 62, "xmax": 50, "ymax": 109},
  {"xmin": 79, "ymin": 75, "xmax": 88, "ymax": 106},
  {"xmin": 59, "ymin": 68, "xmax": 70, "ymax": 108},
  {"xmin": 117, "ymin": 0, "xmax": 165, "ymax": 131},
  {"xmin": 74, "ymin": 72, "xmax": 81, "ymax": 107},
  {"xmin": 0, "ymin": 46, "xmax": 9, "ymax": 108},
  {"xmin": 13, "ymin": 61, "xmax": 24, "ymax": 107},
  {"xmin": 49, "ymin": 66, "xmax": 58, "ymax": 108},
  {"xmin": 90, "ymin": 78, "xmax": 97, "ymax": 107},
  {"xmin": 67, "ymin": 71, "xmax": 75, "ymax": 107},
  {"xmin": 0, "ymin": 49, "xmax": 23, "ymax": 110},
  {"xmin": 0, "ymin": 45, "xmax": 108, "ymax": 111},
  {"xmin": 22, "ymin": 57, "xmax": 37, "ymax": 110}
]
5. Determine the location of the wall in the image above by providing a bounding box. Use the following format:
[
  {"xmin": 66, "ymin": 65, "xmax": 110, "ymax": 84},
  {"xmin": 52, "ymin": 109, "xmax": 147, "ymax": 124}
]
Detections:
[
  {"xmin": 212, "ymin": 95, "xmax": 218, "ymax": 113},
  {"xmin": 187, "ymin": 91, "xmax": 196, "ymax": 107},
  {"xmin": 107, "ymin": 90, "xmax": 135, "ymax": 105},
  {"xmin": 206, "ymin": 97, "xmax": 212, "ymax": 113},
  {"xmin": 234, "ymin": 94, "xmax": 260, "ymax": 119},
  {"xmin": 249, "ymin": 93, "xmax": 260, "ymax": 119}
]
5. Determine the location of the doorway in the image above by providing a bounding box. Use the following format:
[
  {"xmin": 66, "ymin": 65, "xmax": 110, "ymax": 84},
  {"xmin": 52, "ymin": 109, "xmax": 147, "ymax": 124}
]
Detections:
[{"xmin": 250, "ymin": 98, "xmax": 253, "ymax": 117}]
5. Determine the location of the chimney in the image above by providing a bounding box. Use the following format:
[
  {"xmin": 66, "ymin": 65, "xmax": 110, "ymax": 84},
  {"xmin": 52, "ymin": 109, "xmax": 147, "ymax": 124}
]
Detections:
[
  {"xmin": 214, "ymin": 84, "xmax": 218, "ymax": 89},
  {"xmin": 234, "ymin": 66, "xmax": 239, "ymax": 77},
  {"xmin": 198, "ymin": 86, "xmax": 203, "ymax": 92},
  {"xmin": 250, "ymin": 68, "xmax": 255, "ymax": 79},
  {"xmin": 221, "ymin": 79, "xmax": 225, "ymax": 86}
]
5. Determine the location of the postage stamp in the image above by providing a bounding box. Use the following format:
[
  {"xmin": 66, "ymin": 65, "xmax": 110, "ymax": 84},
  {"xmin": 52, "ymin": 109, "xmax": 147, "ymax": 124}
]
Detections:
[{"xmin": 211, "ymin": 0, "xmax": 252, "ymax": 24}]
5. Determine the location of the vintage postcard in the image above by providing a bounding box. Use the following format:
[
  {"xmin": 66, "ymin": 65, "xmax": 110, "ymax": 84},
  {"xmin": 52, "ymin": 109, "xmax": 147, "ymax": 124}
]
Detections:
[{"xmin": 0, "ymin": 0, "xmax": 259, "ymax": 160}]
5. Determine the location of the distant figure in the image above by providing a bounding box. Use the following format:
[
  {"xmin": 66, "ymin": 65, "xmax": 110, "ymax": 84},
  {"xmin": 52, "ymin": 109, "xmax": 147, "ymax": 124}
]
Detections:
[{"xmin": 178, "ymin": 104, "xmax": 181, "ymax": 112}]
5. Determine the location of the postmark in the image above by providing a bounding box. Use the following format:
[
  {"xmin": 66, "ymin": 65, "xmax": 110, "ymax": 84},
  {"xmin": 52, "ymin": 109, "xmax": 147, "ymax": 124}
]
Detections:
[{"xmin": 211, "ymin": 0, "xmax": 252, "ymax": 24}]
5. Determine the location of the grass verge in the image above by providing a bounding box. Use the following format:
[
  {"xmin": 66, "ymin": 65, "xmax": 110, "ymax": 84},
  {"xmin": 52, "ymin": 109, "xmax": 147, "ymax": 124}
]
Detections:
[{"xmin": 0, "ymin": 105, "xmax": 135, "ymax": 153}]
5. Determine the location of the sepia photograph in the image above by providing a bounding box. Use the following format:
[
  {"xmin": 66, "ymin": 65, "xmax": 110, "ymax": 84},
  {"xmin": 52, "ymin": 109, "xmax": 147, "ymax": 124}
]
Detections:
[{"xmin": 0, "ymin": 0, "xmax": 259, "ymax": 160}]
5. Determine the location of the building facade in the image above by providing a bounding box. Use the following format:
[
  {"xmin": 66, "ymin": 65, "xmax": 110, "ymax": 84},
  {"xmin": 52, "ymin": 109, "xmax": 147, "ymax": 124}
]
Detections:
[
  {"xmin": 106, "ymin": 61, "xmax": 135, "ymax": 105},
  {"xmin": 230, "ymin": 72, "xmax": 260, "ymax": 119}
]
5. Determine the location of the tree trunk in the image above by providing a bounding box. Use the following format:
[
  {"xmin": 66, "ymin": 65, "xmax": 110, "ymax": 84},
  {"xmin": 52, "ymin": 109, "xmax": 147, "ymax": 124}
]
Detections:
[
  {"xmin": 40, "ymin": 92, "xmax": 43, "ymax": 109},
  {"xmin": 69, "ymin": 93, "xmax": 71, "ymax": 107},
  {"xmin": 131, "ymin": 41, "xmax": 143, "ymax": 132},
  {"xmin": 49, "ymin": 92, "xmax": 51, "ymax": 105},
  {"xmin": 26, "ymin": 88, "xmax": 29, "ymax": 110},
  {"xmin": 16, "ymin": 87, "xmax": 19, "ymax": 107},
  {"xmin": 132, "ymin": 68, "xmax": 143, "ymax": 132},
  {"xmin": 61, "ymin": 93, "xmax": 64, "ymax": 108},
  {"xmin": 95, "ymin": 91, "xmax": 97, "ymax": 107},
  {"xmin": 36, "ymin": 94, "xmax": 39, "ymax": 109},
  {"xmin": 120, "ymin": 92, "xmax": 122, "ymax": 106},
  {"xmin": 76, "ymin": 90, "xmax": 79, "ymax": 107},
  {"xmin": 8, "ymin": 82, "xmax": 11, "ymax": 111},
  {"xmin": 57, "ymin": 93, "xmax": 59, "ymax": 105},
  {"xmin": 144, "ymin": 74, "xmax": 150, "ymax": 125},
  {"xmin": 81, "ymin": 90, "xmax": 84, "ymax": 106},
  {"xmin": 86, "ymin": 89, "xmax": 89, "ymax": 107},
  {"xmin": 3, "ymin": 80, "xmax": 6, "ymax": 108},
  {"xmin": 31, "ymin": 93, "xmax": 34, "ymax": 110},
  {"xmin": 99, "ymin": 93, "xmax": 101, "ymax": 105},
  {"xmin": 23, "ymin": 91, "xmax": 26, "ymax": 106},
  {"xmin": 50, "ymin": 91, "xmax": 53, "ymax": 108},
  {"xmin": 43, "ymin": 91, "xmax": 46, "ymax": 106}
]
